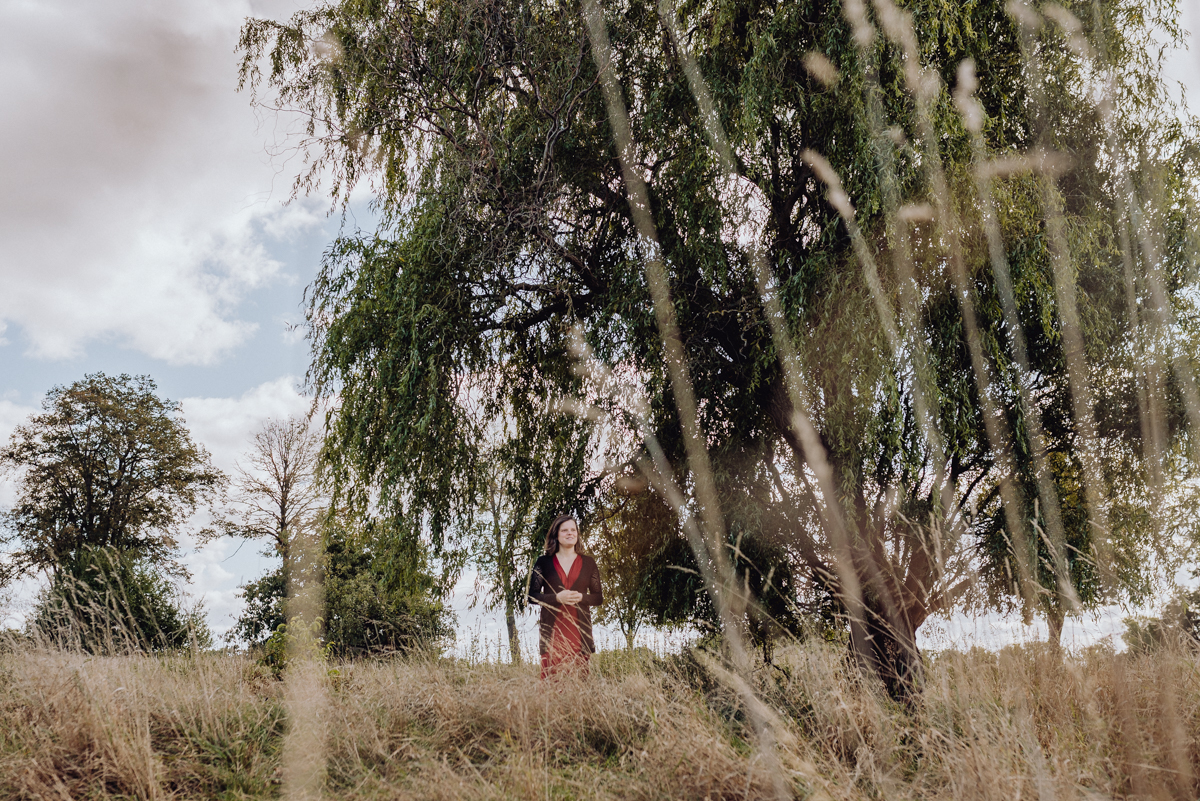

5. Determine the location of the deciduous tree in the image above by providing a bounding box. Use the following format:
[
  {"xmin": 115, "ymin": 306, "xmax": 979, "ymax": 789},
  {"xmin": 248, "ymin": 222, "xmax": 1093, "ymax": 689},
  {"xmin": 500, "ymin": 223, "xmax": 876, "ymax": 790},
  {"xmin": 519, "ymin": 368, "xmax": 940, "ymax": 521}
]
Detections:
[
  {"xmin": 0, "ymin": 373, "xmax": 224, "ymax": 584},
  {"xmin": 241, "ymin": 0, "xmax": 1199, "ymax": 696},
  {"xmin": 214, "ymin": 416, "xmax": 325, "ymax": 569}
]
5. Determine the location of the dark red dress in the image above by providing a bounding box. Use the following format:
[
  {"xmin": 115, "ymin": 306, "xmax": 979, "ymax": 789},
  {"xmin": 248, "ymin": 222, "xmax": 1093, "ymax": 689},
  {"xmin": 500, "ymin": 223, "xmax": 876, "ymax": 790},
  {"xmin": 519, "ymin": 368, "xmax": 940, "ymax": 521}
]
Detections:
[
  {"xmin": 541, "ymin": 555, "xmax": 588, "ymax": 678},
  {"xmin": 528, "ymin": 552, "xmax": 602, "ymax": 677}
]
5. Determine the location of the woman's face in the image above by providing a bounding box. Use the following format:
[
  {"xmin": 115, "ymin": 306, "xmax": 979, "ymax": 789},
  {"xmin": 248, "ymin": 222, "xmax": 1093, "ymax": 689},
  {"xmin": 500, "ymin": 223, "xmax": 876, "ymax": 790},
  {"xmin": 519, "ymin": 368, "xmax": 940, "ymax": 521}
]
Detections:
[{"xmin": 557, "ymin": 519, "xmax": 579, "ymax": 549}]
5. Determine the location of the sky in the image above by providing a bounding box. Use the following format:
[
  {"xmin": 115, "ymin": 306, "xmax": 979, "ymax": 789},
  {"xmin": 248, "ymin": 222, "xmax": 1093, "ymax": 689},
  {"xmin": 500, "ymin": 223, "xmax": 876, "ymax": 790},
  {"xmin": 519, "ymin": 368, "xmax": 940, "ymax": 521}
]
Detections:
[
  {"xmin": 0, "ymin": 0, "xmax": 355, "ymax": 639},
  {"xmin": 1, "ymin": 0, "xmax": 1198, "ymax": 654}
]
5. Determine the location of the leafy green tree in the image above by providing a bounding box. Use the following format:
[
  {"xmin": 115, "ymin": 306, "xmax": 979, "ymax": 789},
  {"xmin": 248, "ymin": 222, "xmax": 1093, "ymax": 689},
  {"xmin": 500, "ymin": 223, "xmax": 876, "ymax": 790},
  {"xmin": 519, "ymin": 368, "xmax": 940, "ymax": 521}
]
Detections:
[
  {"xmin": 597, "ymin": 484, "xmax": 806, "ymax": 659},
  {"xmin": 240, "ymin": 0, "xmax": 1199, "ymax": 696},
  {"xmin": 0, "ymin": 373, "xmax": 225, "ymax": 584},
  {"xmin": 227, "ymin": 568, "xmax": 287, "ymax": 647},
  {"xmin": 323, "ymin": 520, "xmax": 454, "ymax": 655},
  {"xmin": 30, "ymin": 547, "xmax": 212, "ymax": 653},
  {"xmin": 229, "ymin": 511, "xmax": 453, "ymax": 655},
  {"xmin": 961, "ymin": 2, "xmax": 1200, "ymax": 646},
  {"xmin": 589, "ymin": 499, "xmax": 654, "ymax": 652}
]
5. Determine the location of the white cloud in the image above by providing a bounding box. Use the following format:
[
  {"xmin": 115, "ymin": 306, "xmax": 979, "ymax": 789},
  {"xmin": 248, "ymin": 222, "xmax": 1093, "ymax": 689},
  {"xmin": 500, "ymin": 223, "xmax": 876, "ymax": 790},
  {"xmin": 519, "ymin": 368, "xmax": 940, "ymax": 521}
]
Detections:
[
  {"xmin": 181, "ymin": 376, "xmax": 311, "ymax": 471},
  {"xmin": 0, "ymin": 399, "xmax": 38, "ymax": 510},
  {"xmin": 0, "ymin": 0, "xmax": 319, "ymax": 365},
  {"xmin": 0, "ymin": 399, "xmax": 37, "ymax": 435}
]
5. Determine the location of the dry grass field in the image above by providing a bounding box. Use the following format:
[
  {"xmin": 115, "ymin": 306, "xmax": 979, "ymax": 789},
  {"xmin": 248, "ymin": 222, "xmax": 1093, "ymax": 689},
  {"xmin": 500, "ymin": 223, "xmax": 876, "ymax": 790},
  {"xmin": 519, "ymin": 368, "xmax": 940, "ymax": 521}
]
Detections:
[{"xmin": 1, "ymin": 639, "xmax": 1196, "ymax": 800}]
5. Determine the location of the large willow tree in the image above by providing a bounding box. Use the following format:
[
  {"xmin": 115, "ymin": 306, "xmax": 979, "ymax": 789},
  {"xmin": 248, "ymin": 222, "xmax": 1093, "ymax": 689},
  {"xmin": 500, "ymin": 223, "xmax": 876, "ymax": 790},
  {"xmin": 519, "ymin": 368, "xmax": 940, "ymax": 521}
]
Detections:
[{"xmin": 241, "ymin": 0, "xmax": 1199, "ymax": 694}]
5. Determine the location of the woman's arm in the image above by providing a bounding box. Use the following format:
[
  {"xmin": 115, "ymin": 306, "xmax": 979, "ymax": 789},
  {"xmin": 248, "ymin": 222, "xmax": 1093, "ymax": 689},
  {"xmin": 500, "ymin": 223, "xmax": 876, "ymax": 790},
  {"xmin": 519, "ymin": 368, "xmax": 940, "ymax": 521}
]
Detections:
[
  {"xmin": 528, "ymin": 559, "xmax": 560, "ymax": 607},
  {"xmin": 580, "ymin": 557, "xmax": 603, "ymax": 607}
]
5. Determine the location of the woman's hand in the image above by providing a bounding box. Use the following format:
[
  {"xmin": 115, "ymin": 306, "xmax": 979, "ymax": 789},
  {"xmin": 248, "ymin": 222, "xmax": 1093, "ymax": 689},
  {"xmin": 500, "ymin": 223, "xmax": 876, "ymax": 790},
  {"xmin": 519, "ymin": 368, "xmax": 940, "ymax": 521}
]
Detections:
[{"xmin": 555, "ymin": 589, "xmax": 583, "ymax": 605}]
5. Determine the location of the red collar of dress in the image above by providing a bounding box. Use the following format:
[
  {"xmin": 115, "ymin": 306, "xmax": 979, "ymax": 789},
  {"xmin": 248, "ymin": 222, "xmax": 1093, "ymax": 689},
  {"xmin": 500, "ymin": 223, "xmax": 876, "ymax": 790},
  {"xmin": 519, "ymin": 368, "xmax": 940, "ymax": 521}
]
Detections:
[{"xmin": 553, "ymin": 553, "xmax": 583, "ymax": 587}]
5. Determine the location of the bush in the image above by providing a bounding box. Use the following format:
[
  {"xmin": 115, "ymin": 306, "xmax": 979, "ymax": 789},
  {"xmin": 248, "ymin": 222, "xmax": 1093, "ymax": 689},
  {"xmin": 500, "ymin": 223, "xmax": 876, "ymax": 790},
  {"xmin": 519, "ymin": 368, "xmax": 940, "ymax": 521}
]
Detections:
[
  {"xmin": 1123, "ymin": 587, "xmax": 1200, "ymax": 653},
  {"xmin": 28, "ymin": 547, "xmax": 211, "ymax": 653},
  {"xmin": 226, "ymin": 569, "xmax": 286, "ymax": 648},
  {"xmin": 323, "ymin": 529, "xmax": 452, "ymax": 657},
  {"xmin": 229, "ymin": 526, "xmax": 452, "ymax": 659}
]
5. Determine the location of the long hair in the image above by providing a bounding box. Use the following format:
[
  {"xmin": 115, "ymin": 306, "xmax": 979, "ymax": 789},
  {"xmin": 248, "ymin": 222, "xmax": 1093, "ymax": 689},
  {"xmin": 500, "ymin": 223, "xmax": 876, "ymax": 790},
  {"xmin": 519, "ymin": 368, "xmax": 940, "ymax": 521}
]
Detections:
[{"xmin": 544, "ymin": 514, "xmax": 581, "ymax": 555}]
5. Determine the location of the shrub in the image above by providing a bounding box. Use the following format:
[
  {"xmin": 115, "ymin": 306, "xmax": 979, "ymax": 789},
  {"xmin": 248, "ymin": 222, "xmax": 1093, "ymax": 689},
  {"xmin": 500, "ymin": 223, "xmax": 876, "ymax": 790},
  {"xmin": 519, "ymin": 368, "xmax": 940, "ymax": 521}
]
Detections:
[
  {"xmin": 1123, "ymin": 587, "xmax": 1200, "ymax": 653},
  {"xmin": 28, "ymin": 547, "xmax": 211, "ymax": 653}
]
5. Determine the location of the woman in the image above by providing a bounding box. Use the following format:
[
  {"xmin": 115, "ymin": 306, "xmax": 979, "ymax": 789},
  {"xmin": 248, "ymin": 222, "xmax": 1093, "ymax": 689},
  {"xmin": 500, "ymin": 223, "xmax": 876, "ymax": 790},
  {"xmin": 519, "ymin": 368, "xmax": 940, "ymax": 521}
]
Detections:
[{"xmin": 528, "ymin": 514, "xmax": 603, "ymax": 678}]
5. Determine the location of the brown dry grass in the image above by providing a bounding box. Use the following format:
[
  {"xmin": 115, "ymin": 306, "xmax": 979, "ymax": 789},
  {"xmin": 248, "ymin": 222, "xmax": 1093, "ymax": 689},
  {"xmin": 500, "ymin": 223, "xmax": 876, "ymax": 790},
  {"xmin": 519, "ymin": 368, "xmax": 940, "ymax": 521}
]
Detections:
[{"xmin": 0, "ymin": 640, "xmax": 1196, "ymax": 800}]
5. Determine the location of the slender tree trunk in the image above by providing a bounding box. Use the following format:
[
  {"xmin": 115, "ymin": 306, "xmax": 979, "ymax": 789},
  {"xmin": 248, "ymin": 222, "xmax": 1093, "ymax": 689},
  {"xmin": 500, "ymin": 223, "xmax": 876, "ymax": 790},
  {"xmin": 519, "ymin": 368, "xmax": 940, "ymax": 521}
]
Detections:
[
  {"xmin": 505, "ymin": 595, "xmax": 521, "ymax": 664},
  {"xmin": 1047, "ymin": 605, "xmax": 1065, "ymax": 649},
  {"xmin": 491, "ymin": 492, "xmax": 521, "ymax": 664},
  {"xmin": 499, "ymin": 564, "xmax": 521, "ymax": 663}
]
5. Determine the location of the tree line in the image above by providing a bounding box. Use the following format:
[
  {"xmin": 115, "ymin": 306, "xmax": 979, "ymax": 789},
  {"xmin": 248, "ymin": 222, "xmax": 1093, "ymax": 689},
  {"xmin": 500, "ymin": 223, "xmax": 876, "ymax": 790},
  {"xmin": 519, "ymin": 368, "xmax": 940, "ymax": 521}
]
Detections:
[{"xmin": 0, "ymin": 374, "xmax": 447, "ymax": 656}]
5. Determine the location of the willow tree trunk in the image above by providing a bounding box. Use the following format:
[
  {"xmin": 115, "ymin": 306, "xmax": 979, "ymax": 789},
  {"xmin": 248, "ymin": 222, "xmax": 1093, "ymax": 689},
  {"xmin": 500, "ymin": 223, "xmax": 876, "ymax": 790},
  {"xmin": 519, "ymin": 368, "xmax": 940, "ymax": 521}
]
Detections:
[{"xmin": 849, "ymin": 594, "xmax": 925, "ymax": 703}]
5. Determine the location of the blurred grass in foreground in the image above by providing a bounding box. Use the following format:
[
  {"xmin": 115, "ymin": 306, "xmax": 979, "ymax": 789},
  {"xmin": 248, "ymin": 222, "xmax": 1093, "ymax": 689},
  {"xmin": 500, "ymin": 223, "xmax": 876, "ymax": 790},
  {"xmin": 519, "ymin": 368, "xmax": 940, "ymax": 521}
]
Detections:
[{"xmin": 1, "ymin": 639, "xmax": 1195, "ymax": 799}]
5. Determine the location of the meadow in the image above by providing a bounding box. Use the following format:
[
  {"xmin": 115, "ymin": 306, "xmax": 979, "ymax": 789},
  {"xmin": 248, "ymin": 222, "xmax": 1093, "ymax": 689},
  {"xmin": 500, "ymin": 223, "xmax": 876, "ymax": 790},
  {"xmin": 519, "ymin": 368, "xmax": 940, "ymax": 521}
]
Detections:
[{"xmin": 2, "ymin": 638, "xmax": 1196, "ymax": 800}]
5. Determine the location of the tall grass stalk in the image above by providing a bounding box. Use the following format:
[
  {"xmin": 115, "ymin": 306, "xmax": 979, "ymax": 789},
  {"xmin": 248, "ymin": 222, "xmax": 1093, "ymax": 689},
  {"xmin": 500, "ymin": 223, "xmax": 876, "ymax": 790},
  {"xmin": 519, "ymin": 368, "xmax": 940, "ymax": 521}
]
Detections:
[
  {"xmin": 579, "ymin": 2, "xmax": 794, "ymax": 795},
  {"xmin": 280, "ymin": 504, "xmax": 329, "ymax": 800}
]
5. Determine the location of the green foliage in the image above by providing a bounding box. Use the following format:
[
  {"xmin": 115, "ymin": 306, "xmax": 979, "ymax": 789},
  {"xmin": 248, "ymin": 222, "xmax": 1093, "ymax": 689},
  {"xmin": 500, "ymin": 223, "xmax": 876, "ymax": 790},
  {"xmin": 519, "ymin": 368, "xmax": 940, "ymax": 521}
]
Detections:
[
  {"xmin": 590, "ymin": 498, "xmax": 659, "ymax": 650},
  {"xmin": 227, "ymin": 569, "xmax": 286, "ymax": 648},
  {"xmin": 229, "ymin": 515, "xmax": 453, "ymax": 658},
  {"xmin": 323, "ymin": 519, "xmax": 454, "ymax": 656},
  {"xmin": 0, "ymin": 373, "xmax": 225, "ymax": 585},
  {"xmin": 1122, "ymin": 586, "xmax": 1200, "ymax": 653},
  {"xmin": 256, "ymin": 620, "xmax": 331, "ymax": 679},
  {"xmin": 257, "ymin": 624, "xmax": 290, "ymax": 678},
  {"xmin": 240, "ymin": 0, "xmax": 1200, "ymax": 688},
  {"xmin": 29, "ymin": 547, "xmax": 212, "ymax": 653},
  {"xmin": 164, "ymin": 701, "xmax": 286, "ymax": 797},
  {"xmin": 593, "ymin": 488, "xmax": 810, "ymax": 653}
]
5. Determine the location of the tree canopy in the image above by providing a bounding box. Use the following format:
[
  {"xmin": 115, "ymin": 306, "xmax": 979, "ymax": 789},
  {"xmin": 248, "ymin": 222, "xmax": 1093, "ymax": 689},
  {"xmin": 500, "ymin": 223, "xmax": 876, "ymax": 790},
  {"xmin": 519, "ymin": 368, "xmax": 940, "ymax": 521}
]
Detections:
[
  {"xmin": 240, "ymin": 0, "xmax": 1200, "ymax": 694},
  {"xmin": 0, "ymin": 373, "xmax": 225, "ymax": 584}
]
